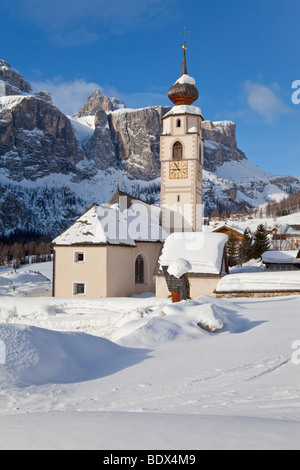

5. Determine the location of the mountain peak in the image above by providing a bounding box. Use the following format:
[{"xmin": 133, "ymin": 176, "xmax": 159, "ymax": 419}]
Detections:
[
  {"xmin": 0, "ymin": 59, "xmax": 32, "ymax": 96},
  {"xmin": 76, "ymin": 89, "xmax": 125, "ymax": 117}
]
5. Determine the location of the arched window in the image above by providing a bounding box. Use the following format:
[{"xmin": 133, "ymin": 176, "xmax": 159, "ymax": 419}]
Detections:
[
  {"xmin": 176, "ymin": 119, "xmax": 181, "ymax": 128},
  {"xmin": 135, "ymin": 254, "xmax": 144, "ymax": 284},
  {"xmin": 173, "ymin": 141, "xmax": 183, "ymax": 161}
]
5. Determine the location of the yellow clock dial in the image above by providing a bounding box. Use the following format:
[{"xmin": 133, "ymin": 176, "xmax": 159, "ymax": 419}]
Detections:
[{"xmin": 169, "ymin": 161, "xmax": 188, "ymax": 179}]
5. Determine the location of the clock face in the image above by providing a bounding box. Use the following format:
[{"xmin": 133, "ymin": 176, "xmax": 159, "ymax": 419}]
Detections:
[{"xmin": 169, "ymin": 161, "xmax": 188, "ymax": 179}]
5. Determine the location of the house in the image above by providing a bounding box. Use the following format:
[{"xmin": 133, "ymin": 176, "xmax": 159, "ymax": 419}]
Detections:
[
  {"xmin": 212, "ymin": 224, "xmax": 244, "ymax": 243},
  {"xmin": 284, "ymin": 225, "xmax": 300, "ymax": 249},
  {"xmin": 262, "ymin": 250, "xmax": 300, "ymax": 271},
  {"xmin": 51, "ymin": 188, "xmax": 167, "ymax": 298},
  {"xmin": 155, "ymin": 232, "xmax": 229, "ymax": 298}
]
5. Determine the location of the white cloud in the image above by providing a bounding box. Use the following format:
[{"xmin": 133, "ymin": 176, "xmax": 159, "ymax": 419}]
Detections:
[
  {"xmin": 32, "ymin": 77, "xmax": 169, "ymax": 114},
  {"xmin": 242, "ymin": 80, "xmax": 292, "ymax": 123},
  {"xmin": 32, "ymin": 77, "xmax": 103, "ymax": 115}
]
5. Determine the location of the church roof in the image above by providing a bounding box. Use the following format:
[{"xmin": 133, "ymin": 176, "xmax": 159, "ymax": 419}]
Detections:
[
  {"xmin": 107, "ymin": 187, "xmax": 144, "ymax": 210},
  {"xmin": 52, "ymin": 200, "xmax": 167, "ymax": 247}
]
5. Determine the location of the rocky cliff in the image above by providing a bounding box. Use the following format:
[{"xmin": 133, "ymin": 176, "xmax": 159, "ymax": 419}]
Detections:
[
  {"xmin": 76, "ymin": 89, "xmax": 125, "ymax": 116},
  {"xmin": 0, "ymin": 60, "xmax": 300, "ymax": 237}
]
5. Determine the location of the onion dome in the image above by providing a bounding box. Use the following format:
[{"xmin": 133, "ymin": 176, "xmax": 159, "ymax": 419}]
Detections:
[{"xmin": 167, "ymin": 43, "xmax": 199, "ymax": 106}]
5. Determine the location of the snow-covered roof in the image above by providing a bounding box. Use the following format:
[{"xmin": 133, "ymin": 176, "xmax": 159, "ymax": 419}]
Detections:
[
  {"xmin": 210, "ymin": 223, "xmax": 245, "ymax": 236},
  {"xmin": 167, "ymin": 258, "xmax": 192, "ymax": 279},
  {"xmin": 158, "ymin": 232, "xmax": 228, "ymax": 275},
  {"xmin": 216, "ymin": 271, "xmax": 300, "ymax": 293},
  {"xmin": 175, "ymin": 74, "xmax": 196, "ymax": 86},
  {"xmin": 52, "ymin": 202, "xmax": 167, "ymax": 246},
  {"xmin": 163, "ymin": 105, "xmax": 202, "ymax": 119},
  {"xmin": 262, "ymin": 251, "xmax": 300, "ymax": 264},
  {"xmin": 285, "ymin": 225, "xmax": 300, "ymax": 235}
]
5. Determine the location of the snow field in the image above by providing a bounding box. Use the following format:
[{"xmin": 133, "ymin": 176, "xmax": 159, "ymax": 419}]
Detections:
[{"xmin": 0, "ymin": 261, "xmax": 300, "ymax": 449}]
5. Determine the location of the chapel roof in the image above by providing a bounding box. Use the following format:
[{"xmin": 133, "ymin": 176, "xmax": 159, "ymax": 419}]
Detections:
[{"xmin": 52, "ymin": 195, "xmax": 167, "ymax": 247}]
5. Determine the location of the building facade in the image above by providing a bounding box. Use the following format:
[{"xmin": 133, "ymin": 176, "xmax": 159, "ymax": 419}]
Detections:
[{"xmin": 51, "ymin": 194, "xmax": 165, "ymax": 298}]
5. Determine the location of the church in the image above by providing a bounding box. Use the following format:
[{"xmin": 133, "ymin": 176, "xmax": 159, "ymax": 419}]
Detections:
[{"xmin": 51, "ymin": 43, "xmax": 229, "ymax": 299}]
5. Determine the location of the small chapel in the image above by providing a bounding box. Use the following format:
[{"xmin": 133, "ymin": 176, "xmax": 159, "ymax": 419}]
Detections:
[{"xmin": 51, "ymin": 42, "xmax": 228, "ymax": 299}]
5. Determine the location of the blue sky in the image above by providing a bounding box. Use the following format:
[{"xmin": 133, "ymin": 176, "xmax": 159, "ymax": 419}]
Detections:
[{"xmin": 1, "ymin": 0, "xmax": 299, "ymax": 177}]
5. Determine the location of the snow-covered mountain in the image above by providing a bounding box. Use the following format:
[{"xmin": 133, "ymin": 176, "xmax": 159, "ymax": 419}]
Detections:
[{"xmin": 1, "ymin": 59, "xmax": 300, "ymax": 237}]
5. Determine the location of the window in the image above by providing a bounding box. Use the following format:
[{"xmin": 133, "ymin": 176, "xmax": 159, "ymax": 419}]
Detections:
[
  {"xmin": 73, "ymin": 283, "xmax": 85, "ymax": 295},
  {"xmin": 135, "ymin": 254, "xmax": 144, "ymax": 284},
  {"xmin": 173, "ymin": 141, "xmax": 183, "ymax": 160},
  {"xmin": 177, "ymin": 195, "xmax": 180, "ymax": 202},
  {"xmin": 74, "ymin": 252, "xmax": 85, "ymax": 263},
  {"xmin": 176, "ymin": 119, "xmax": 181, "ymax": 128}
]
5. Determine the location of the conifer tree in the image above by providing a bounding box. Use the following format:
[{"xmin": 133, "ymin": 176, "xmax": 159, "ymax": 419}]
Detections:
[
  {"xmin": 240, "ymin": 228, "xmax": 253, "ymax": 263},
  {"xmin": 252, "ymin": 224, "xmax": 270, "ymax": 259},
  {"xmin": 227, "ymin": 232, "xmax": 240, "ymax": 266}
]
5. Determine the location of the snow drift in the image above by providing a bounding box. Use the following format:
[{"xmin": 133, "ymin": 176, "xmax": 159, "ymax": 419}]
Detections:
[
  {"xmin": 0, "ymin": 324, "xmax": 150, "ymax": 387},
  {"xmin": 112, "ymin": 296, "xmax": 253, "ymax": 345}
]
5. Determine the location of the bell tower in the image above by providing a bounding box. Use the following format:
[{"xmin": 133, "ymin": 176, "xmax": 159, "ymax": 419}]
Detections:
[{"xmin": 160, "ymin": 42, "xmax": 204, "ymax": 233}]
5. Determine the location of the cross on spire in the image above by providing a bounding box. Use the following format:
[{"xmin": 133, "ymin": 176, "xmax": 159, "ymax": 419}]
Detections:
[
  {"xmin": 179, "ymin": 26, "xmax": 191, "ymax": 48},
  {"xmin": 179, "ymin": 27, "xmax": 190, "ymax": 76}
]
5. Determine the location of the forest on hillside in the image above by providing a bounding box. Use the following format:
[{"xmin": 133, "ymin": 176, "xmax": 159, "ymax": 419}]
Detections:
[
  {"xmin": 0, "ymin": 229, "xmax": 51, "ymax": 267},
  {"xmin": 252, "ymin": 191, "xmax": 300, "ymax": 218}
]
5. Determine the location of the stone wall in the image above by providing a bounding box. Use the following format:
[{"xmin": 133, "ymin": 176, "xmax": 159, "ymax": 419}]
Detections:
[{"xmin": 215, "ymin": 291, "xmax": 300, "ymax": 298}]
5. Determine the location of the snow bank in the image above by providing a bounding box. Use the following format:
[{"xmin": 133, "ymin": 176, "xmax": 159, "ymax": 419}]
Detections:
[
  {"xmin": 0, "ymin": 269, "xmax": 51, "ymax": 297},
  {"xmin": 162, "ymin": 296, "xmax": 249, "ymax": 334},
  {"xmin": 113, "ymin": 296, "xmax": 250, "ymax": 345},
  {"xmin": 164, "ymin": 301, "xmax": 224, "ymax": 332},
  {"xmin": 0, "ymin": 324, "xmax": 149, "ymax": 387}
]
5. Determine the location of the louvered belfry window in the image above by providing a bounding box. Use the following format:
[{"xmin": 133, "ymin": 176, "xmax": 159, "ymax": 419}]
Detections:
[{"xmin": 173, "ymin": 141, "xmax": 183, "ymax": 160}]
